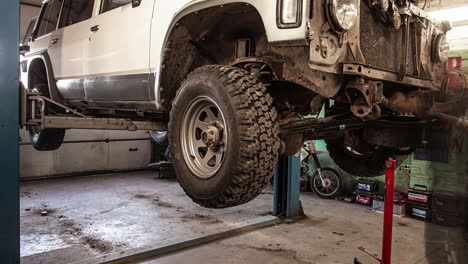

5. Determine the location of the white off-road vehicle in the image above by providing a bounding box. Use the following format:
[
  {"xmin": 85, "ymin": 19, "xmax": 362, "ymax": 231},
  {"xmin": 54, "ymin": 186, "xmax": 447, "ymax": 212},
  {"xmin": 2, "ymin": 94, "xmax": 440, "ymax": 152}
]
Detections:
[{"xmin": 21, "ymin": 0, "xmax": 460, "ymax": 208}]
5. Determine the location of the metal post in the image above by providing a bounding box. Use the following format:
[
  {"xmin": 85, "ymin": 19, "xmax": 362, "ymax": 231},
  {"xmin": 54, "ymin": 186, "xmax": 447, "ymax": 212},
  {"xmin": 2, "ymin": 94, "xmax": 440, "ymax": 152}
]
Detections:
[
  {"xmin": 273, "ymin": 155, "xmax": 304, "ymax": 218},
  {"xmin": 382, "ymin": 159, "xmax": 396, "ymax": 264},
  {"xmin": 273, "ymin": 162, "xmax": 284, "ymax": 216},
  {"xmin": 0, "ymin": 1, "xmax": 20, "ymax": 263},
  {"xmin": 286, "ymin": 155, "xmax": 303, "ymax": 217}
]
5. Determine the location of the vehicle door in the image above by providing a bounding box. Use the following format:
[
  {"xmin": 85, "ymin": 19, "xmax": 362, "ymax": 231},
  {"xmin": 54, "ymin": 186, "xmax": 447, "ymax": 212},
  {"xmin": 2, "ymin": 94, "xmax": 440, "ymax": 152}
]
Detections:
[
  {"xmin": 22, "ymin": 17, "xmax": 38, "ymax": 47},
  {"xmin": 83, "ymin": 0, "xmax": 155, "ymax": 101},
  {"xmin": 48, "ymin": 0, "xmax": 97, "ymax": 100},
  {"xmin": 28, "ymin": 0, "xmax": 63, "ymax": 71},
  {"xmin": 21, "ymin": 16, "xmax": 38, "ymax": 86}
]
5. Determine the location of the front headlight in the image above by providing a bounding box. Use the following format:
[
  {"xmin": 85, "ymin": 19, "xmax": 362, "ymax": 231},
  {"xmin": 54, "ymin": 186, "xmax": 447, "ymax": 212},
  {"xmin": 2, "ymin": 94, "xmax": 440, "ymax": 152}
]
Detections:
[
  {"xmin": 433, "ymin": 34, "xmax": 449, "ymax": 63},
  {"xmin": 329, "ymin": 0, "xmax": 359, "ymax": 32}
]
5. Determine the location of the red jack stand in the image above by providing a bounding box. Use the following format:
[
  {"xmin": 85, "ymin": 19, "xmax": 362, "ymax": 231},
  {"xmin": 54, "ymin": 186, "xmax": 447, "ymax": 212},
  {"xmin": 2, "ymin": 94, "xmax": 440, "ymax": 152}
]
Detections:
[
  {"xmin": 382, "ymin": 159, "xmax": 396, "ymax": 264},
  {"xmin": 356, "ymin": 159, "xmax": 396, "ymax": 264}
]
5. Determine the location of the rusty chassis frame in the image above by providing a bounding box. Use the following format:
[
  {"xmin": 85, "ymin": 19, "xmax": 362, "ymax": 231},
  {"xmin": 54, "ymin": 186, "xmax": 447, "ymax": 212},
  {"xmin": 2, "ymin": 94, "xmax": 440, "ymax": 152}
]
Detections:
[
  {"xmin": 231, "ymin": 57, "xmax": 321, "ymax": 92},
  {"xmin": 20, "ymin": 84, "xmax": 166, "ymax": 131},
  {"xmin": 342, "ymin": 63, "xmax": 438, "ymax": 89},
  {"xmin": 279, "ymin": 113, "xmax": 438, "ymax": 154},
  {"xmin": 233, "ymin": 56, "xmax": 468, "ymax": 140}
]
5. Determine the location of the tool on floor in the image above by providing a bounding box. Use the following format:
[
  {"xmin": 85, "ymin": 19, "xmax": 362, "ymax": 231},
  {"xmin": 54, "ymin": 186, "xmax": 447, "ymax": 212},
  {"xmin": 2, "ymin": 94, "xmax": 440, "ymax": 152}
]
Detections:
[{"xmin": 355, "ymin": 159, "xmax": 396, "ymax": 264}]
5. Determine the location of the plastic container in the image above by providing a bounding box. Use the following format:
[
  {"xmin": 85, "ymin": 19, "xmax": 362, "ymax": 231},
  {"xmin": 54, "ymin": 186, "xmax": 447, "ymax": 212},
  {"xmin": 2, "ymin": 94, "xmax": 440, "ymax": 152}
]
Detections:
[
  {"xmin": 372, "ymin": 199, "xmax": 406, "ymax": 216},
  {"xmin": 432, "ymin": 210, "xmax": 462, "ymax": 226},
  {"xmin": 356, "ymin": 194, "xmax": 372, "ymax": 205},
  {"xmin": 432, "ymin": 192, "xmax": 459, "ymax": 214},
  {"xmin": 407, "ymin": 200, "xmax": 432, "ymax": 221},
  {"xmin": 355, "ymin": 189, "xmax": 375, "ymax": 197},
  {"xmin": 357, "ymin": 179, "xmax": 378, "ymax": 193}
]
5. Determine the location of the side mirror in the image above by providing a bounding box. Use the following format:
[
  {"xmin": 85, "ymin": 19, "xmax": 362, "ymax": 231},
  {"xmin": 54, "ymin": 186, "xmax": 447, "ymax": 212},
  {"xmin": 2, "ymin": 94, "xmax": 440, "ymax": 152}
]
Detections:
[
  {"xmin": 19, "ymin": 44, "xmax": 30, "ymax": 56},
  {"xmin": 132, "ymin": 0, "xmax": 142, "ymax": 8}
]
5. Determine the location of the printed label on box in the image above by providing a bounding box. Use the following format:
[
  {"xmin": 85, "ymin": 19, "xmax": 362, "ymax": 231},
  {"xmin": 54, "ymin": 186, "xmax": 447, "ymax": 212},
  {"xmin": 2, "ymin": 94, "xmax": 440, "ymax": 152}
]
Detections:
[
  {"xmin": 412, "ymin": 208, "xmax": 427, "ymax": 218},
  {"xmin": 358, "ymin": 183, "xmax": 371, "ymax": 191},
  {"xmin": 408, "ymin": 193, "xmax": 428, "ymax": 203}
]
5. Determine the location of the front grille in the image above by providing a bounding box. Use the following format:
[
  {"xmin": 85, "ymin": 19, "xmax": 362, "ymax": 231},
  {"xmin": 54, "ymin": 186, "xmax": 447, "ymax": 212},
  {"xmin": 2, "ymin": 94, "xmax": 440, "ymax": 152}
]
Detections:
[
  {"xmin": 359, "ymin": 2, "xmax": 416, "ymax": 75},
  {"xmin": 407, "ymin": 26, "xmax": 416, "ymax": 76}
]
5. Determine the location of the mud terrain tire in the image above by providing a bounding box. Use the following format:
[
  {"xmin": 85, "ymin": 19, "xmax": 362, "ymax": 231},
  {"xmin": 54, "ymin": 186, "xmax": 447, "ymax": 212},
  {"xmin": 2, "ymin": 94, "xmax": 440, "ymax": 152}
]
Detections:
[
  {"xmin": 325, "ymin": 140, "xmax": 407, "ymax": 177},
  {"xmin": 28, "ymin": 84, "xmax": 65, "ymax": 151},
  {"xmin": 169, "ymin": 65, "xmax": 280, "ymax": 208}
]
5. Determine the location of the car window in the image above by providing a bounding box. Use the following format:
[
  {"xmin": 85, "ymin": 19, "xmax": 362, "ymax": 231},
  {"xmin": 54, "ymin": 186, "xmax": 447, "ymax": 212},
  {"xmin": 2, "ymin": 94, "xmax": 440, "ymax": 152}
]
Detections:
[
  {"xmin": 23, "ymin": 17, "xmax": 38, "ymax": 45},
  {"xmin": 60, "ymin": 0, "xmax": 95, "ymax": 28},
  {"xmin": 101, "ymin": 0, "xmax": 132, "ymax": 13},
  {"xmin": 36, "ymin": 0, "xmax": 63, "ymax": 38}
]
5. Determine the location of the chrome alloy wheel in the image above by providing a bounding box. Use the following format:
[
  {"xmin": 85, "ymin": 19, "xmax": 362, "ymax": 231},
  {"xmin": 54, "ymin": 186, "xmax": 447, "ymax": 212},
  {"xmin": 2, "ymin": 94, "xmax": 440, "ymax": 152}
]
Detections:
[{"xmin": 181, "ymin": 96, "xmax": 228, "ymax": 178}]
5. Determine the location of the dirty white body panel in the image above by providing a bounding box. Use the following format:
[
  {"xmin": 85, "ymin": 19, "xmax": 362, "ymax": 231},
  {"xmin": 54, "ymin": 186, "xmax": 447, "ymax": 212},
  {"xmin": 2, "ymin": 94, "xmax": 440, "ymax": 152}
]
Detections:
[{"xmin": 23, "ymin": 0, "xmax": 309, "ymax": 110}]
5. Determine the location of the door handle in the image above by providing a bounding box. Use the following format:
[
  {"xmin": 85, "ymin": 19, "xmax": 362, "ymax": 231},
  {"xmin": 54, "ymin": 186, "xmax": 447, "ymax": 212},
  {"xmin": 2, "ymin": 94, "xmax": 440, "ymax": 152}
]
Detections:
[
  {"xmin": 90, "ymin": 25, "xmax": 100, "ymax": 32},
  {"xmin": 51, "ymin": 38, "xmax": 59, "ymax": 44}
]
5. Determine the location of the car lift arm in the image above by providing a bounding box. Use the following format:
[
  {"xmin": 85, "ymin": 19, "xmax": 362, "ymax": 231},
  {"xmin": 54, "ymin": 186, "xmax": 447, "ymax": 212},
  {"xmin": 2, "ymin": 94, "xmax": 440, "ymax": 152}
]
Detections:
[{"xmin": 20, "ymin": 84, "xmax": 167, "ymax": 131}]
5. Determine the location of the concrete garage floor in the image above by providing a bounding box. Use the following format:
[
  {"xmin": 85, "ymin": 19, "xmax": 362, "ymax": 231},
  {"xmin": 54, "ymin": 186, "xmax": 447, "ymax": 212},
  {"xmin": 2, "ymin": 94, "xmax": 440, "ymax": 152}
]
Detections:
[
  {"xmin": 21, "ymin": 171, "xmax": 467, "ymax": 264},
  {"xmin": 20, "ymin": 171, "xmax": 273, "ymax": 264},
  {"xmin": 137, "ymin": 200, "xmax": 468, "ymax": 264}
]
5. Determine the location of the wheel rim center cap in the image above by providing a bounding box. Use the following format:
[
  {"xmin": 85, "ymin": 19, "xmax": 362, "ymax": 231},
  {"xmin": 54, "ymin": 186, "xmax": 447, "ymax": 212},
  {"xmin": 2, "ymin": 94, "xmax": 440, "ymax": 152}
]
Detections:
[
  {"xmin": 322, "ymin": 179, "xmax": 332, "ymax": 188},
  {"xmin": 201, "ymin": 124, "xmax": 223, "ymax": 149}
]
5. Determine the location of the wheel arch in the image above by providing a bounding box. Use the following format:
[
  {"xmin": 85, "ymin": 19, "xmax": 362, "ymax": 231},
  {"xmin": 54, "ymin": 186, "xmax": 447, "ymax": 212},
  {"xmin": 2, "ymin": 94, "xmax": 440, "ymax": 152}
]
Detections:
[
  {"xmin": 156, "ymin": 0, "xmax": 309, "ymax": 110},
  {"xmin": 27, "ymin": 53, "xmax": 64, "ymax": 103}
]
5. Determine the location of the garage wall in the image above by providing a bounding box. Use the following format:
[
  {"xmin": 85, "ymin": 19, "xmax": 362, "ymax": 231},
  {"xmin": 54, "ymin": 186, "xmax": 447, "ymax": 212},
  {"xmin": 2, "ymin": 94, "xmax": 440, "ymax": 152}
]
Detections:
[
  {"xmin": 20, "ymin": 129, "xmax": 153, "ymax": 179},
  {"xmin": 405, "ymin": 125, "xmax": 468, "ymax": 194}
]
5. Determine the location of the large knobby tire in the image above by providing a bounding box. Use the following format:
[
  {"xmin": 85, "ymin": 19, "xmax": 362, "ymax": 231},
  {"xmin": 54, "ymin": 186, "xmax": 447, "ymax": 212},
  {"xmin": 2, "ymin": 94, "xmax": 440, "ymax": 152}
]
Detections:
[
  {"xmin": 325, "ymin": 103, "xmax": 408, "ymax": 177},
  {"xmin": 169, "ymin": 65, "xmax": 280, "ymax": 208},
  {"xmin": 28, "ymin": 84, "xmax": 65, "ymax": 151},
  {"xmin": 149, "ymin": 131, "xmax": 168, "ymax": 144},
  {"xmin": 325, "ymin": 140, "xmax": 407, "ymax": 177}
]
